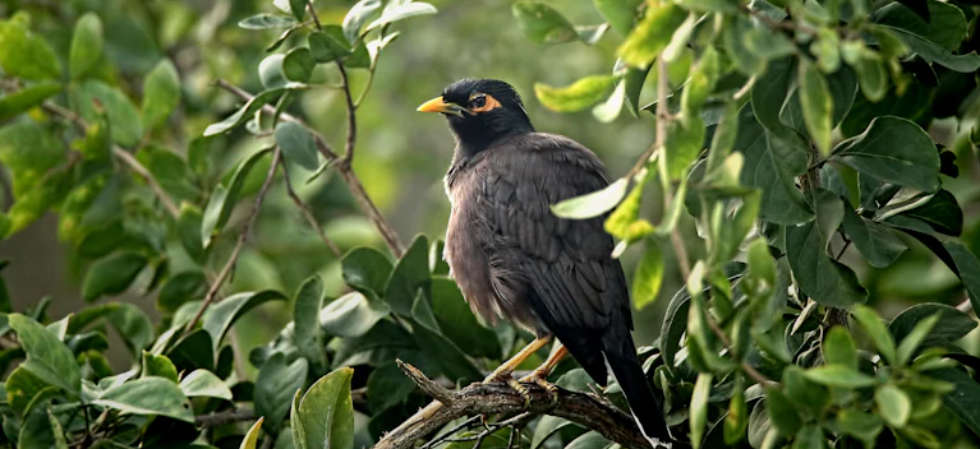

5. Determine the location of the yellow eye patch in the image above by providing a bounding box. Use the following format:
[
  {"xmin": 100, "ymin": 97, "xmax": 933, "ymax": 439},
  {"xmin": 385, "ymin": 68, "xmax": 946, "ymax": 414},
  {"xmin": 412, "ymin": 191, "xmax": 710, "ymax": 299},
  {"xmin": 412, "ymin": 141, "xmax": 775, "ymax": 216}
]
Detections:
[{"xmin": 469, "ymin": 93, "xmax": 502, "ymax": 113}]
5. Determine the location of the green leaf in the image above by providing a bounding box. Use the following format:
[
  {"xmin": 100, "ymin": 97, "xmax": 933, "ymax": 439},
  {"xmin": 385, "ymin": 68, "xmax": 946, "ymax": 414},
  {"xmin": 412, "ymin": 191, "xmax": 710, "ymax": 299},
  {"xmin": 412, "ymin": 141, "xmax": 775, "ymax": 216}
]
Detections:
[
  {"xmin": 200, "ymin": 147, "xmax": 273, "ymax": 247},
  {"xmin": 592, "ymin": 79, "xmax": 625, "ymax": 123},
  {"xmin": 594, "ymin": 0, "xmax": 643, "ymax": 35},
  {"xmin": 283, "ymin": 47, "xmax": 314, "ymax": 82},
  {"xmin": 631, "ymin": 239, "xmax": 664, "ymax": 310},
  {"xmin": 430, "ymin": 276, "xmax": 500, "ymax": 358},
  {"xmin": 256, "ymin": 354, "xmax": 308, "ymax": 431},
  {"xmin": 93, "ymin": 376, "xmax": 194, "ymax": 422},
  {"xmin": 141, "ymin": 59, "xmax": 180, "ymax": 131},
  {"xmin": 366, "ymin": 363, "xmax": 416, "ymax": 412},
  {"xmin": 309, "ymin": 26, "xmax": 352, "ymax": 63},
  {"xmin": 241, "ymin": 418, "xmax": 265, "ymax": 449},
  {"xmin": 72, "ymin": 80, "xmax": 143, "ymax": 147},
  {"xmin": 803, "ymin": 364, "xmax": 876, "ymax": 388},
  {"xmin": 365, "ymin": 1, "xmax": 437, "ymax": 33},
  {"xmin": 665, "ymin": 115, "xmax": 705, "ymax": 180},
  {"xmin": 894, "ymin": 311, "xmax": 940, "ymax": 365},
  {"xmin": 292, "ymin": 367, "xmax": 355, "ymax": 449},
  {"xmin": 617, "ymin": 3, "xmax": 687, "ymax": 67},
  {"xmin": 110, "ymin": 302, "xmax": 154, "ymax": 354},
  {"xmin": 875, "ymin": 384, "xmax": 911, "ymax": 427},
  {"xmin": 792, "ymin": 425, "xmax": 823, "ymax": 449},
  {"xmin": 238, "ymin": 13, "xmax": 298, "ymax": 30},
  {"xmin": 889, "ymin": 303, "xmax": 976, "ymax": 350},
  {"xmin": 797, "ymin": 60, "xmax": 833, "ymax": 156},
  {"xmin": 293, "ymin": 275, "xmax": 327, "ymax": 367},
  {"xmin": 783, "ymin": 366, "xmax": 830, "ymax": 418},
  {"xmin": 276, "ymin": 121, "xmax": 319, "ymax": 170},
  {"xmin": 259, "ymin": 54, "xmax": 288, "ymax": 89},
  {"xmin": 841, "ymin": 207, "xmax": 907, "ymax": 268},
  {"xmin": 766, "ymin": 389, "xmax": 802, "ymax": 436},
  {"xmin": 81, "ymin": 251, "xmax": 148, "ymax": 302},
  {"xmin": 823, "ymin": 326, "xmax": 858, "ymax": 369},
  {"xmin": 0, "ymin": 82, "xmax": 61, "ymax": 122},
  {"xmin": 343, "ymin": 0, "xmax": 383, "ymax": 43},
  {"xmin": 69, "ymin": 13, "xmax": 103, "ymax": 79},
  {"xmin": 724, "ymin": 386, "xmax": 748, "ymax": 445},
  {"xmin": 0, "ymin": 18, "xmax": 61, "ymax": 80},
  {"xmin": 0, "ymin": 118, "xmax": 65, "ymax": 196},
  {"xmin": 851, "ymin": 304, "xmax": 897, "ymax": 365},
  {"xmin": 534, "ymin": 75, "xmax": 618, "ymax": 112},
  {"xmin": 8, "ymin": 314, "xmax": 81, "ymax": 396},
  {"xmin": 877, "ymin": 26, "xmax": 980, "ymax": 73},
  {"xmin": 202, "ymin": 290, "xmax": 286, "ymax": 352},
  {"xmin": 177, "ymin": 204, "xmax": 206, "ymax": 262},
  {"xmin": 383, "ymin": 235, "xmax": 430, "ymax": 316},
  {"xmin": 835, "ymin": 409, "xmax": 883, "ymax": 444},
  {"xmin": 551, "ymin": 177, "xmax": 628, "ymax": 219},
  {"xmin": 342, "ymin": 247, "xmax": 393, "ymax": 296},
  {"xmin": 942, "ymin": 242, "xmax": 980, "ymax": 316},
  {"xmin": 786, "ymin": 221, "xmax": 867, "ymax": 307},
  {"xmin": 736, "ymin": 107, "xmax": 813, "ymax": 224},
  {"xmin": 166, "ymin": 328, "xmax": 214, "ymax": 371},
  {"xmin": 179, "ymin": 369, "xmax": 232, "ymax": 400},
  {"xmin": 833, "ymin": 116, "xmax": 939, "ymax": 192},
  {"xmin": 691, "ymin": 372, "xmax": 712, "ymax": 449},
  {"xmin": 320, "ymin": 291, "xmax": 389, "ymax": 338},
  {"xmin": 137, "ymin": 144, "xmax": 199, "ymax": 202},
  {"xmin": 289, "ymin": 0, "xmax": 306, "ymax": 21},
  {"xmin": 898, "ymin": 189, "xmax": 962, "ymax": 236},
  {"xmin": 203, "ymin": 86, "xmax": 289, "ymax": 136},
  {"xmin": 845, "ymin": 46, "xmax": 888, "ymax": 102},
  {"xmin": 930, "ymin": 368, "xmax": 980, "ymax": 436},
  {"xmin": 564, "ymin": 431, "xmax": 609, "ymax": 449},
  {"xmin": 876, "ymin": 0, "xmax": 966, "ymax": 51},
  {"xmin": 142, "ymin": 351, "xmax": 178, "ymax": 382},
  {"xmin": 157, "ymin": 270, "xmax": 206, "ymax": 314},
  {"xmin": 512, "ymin": 1, "xmax": 578, "ymax": 44}
]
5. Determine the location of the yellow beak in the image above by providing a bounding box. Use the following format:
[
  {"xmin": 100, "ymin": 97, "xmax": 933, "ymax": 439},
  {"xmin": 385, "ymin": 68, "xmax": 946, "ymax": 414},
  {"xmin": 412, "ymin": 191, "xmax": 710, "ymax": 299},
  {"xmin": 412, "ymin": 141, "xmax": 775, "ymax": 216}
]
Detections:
[{"xmin": 416, "ymin": 96, "xmax": 466, "ymax": 116}]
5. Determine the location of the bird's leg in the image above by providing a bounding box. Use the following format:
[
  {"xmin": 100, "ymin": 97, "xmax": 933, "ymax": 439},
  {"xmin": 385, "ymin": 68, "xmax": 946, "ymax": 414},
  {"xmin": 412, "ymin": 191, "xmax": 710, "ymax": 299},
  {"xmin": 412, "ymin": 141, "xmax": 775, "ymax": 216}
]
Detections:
[
  {"xmin": 519, "ymin": 342, "xmax": 568, "ymax": 404},
  {"xmin": 484, "ymin": 335, "xmax": 552, "ymax": 383}
]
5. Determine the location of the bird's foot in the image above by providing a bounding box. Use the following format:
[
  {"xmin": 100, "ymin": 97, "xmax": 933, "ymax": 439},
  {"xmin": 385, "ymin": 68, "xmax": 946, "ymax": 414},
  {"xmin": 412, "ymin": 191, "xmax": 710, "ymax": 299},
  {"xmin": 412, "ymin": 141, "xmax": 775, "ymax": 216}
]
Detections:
[
  {"xmin": 506, "ymin": 377, "xmax": 532, "ymax": 408},
  {"xmin": 484, "ymin": 367, "xmax": 515, "ymax": 384},
  {"xmin": 519, "ymin": 370, "xmax": 559, "ymax": 405}
]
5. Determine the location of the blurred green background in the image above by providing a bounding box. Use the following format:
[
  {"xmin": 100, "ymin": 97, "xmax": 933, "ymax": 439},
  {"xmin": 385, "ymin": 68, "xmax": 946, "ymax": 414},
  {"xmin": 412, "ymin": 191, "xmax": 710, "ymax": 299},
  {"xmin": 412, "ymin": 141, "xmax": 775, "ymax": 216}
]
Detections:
[{"xmin": 1, "ymin": 0, "xmax": 978, "ymax": 366}]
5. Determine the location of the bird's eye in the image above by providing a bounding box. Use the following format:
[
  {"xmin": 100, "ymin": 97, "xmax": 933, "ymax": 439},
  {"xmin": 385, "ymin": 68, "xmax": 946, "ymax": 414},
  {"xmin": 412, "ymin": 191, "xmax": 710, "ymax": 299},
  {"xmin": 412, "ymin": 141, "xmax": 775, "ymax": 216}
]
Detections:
[{"xmin": 470, "ymin": 95, "xmax": 486, "ymax": 108}]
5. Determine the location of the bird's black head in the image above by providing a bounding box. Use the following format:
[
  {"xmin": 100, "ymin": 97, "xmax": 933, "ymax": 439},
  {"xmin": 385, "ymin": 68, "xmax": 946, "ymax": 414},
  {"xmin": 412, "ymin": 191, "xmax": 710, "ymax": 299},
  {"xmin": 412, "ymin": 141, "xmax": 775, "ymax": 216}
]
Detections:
[{"xmin": 418, "ymin": 79, "xmax": 534, "ymax": 155}]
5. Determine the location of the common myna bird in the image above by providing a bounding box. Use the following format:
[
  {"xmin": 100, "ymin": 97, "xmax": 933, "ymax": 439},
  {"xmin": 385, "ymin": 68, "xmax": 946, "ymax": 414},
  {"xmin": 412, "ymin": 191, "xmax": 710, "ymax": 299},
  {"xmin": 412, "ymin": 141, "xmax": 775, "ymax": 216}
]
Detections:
[{"xmin": 418, "ymin": 79, "xmax": 670, "ymax": 447}]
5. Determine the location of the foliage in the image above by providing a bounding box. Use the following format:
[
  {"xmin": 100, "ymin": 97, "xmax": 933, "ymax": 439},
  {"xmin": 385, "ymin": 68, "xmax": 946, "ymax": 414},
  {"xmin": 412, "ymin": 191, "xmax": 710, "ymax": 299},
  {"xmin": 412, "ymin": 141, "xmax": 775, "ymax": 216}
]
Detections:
[{"xmin": 0, "ymin": 0, "xmax": 979, "ymax": 449}]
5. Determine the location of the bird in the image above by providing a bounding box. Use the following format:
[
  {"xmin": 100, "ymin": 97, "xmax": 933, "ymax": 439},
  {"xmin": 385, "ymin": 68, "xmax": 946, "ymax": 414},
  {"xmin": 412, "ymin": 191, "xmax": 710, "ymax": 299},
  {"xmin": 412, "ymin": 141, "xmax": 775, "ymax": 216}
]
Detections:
[{"xmin": 417, "ymin": 78, "xmax": 671, "ymax": 448}]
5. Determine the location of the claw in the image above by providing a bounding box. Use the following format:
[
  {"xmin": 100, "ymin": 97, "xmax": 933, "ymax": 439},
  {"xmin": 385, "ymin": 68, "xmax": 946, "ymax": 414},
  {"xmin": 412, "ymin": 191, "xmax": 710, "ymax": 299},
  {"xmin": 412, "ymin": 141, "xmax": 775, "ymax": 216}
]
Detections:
[
  {"xmin": 520, "ymin": 371, "xmax": 559, "ymax": 405},
  {"xmin": 507, "ymin": 377, "xmax": 532, "ymax": 407}
]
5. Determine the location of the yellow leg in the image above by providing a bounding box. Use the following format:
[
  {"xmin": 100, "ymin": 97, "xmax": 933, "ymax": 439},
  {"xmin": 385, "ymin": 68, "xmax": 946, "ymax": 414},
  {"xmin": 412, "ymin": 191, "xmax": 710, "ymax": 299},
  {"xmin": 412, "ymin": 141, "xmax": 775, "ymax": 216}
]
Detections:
[
  {"xmin": 519, "ymin": 343, "xmax": 568, "ymax": 382},
  {"xmin": 484, "ymin": 335, "xmax": 552, "ymax": 382}
]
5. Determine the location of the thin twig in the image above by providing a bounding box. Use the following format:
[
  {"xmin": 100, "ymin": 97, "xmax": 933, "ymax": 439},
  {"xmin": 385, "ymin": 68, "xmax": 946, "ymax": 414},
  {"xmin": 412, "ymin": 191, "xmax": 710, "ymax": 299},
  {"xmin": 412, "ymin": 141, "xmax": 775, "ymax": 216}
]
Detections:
[
  {"xmin": 305, "ymin": 0, "xmax": 322, "ymax": 30},
  {"xmin": 281, "ymin": 162, "xmax": 342, "ymax": 256},
  {"xmin": 194, "ymin": 408, "xmax": 257, "ymax": 427},
  {"xmin": 182, "ymin": 148, "xmax": 282, "ymax": 337},
  {"xmin": 704, "ymin": 313, "xmax": 776, "ymax": 387},
  {"xmin": 212, "ymin": 80, "xmax": 403, "ymax": 256},
  {"xmin": 41, "ymin": 102, "xmax": 180, "ymax": 218},
  {"xmin": 337, "ymin": 62, "xmax": 357, "ymax": 162}
]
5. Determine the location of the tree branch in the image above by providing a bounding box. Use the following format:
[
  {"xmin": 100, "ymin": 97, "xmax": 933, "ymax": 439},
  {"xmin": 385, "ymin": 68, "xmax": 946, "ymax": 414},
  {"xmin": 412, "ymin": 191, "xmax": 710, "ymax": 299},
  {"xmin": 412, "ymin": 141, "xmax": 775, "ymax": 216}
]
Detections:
[
  {"xmin": 41, "ymin": 102, "xmax": 180, "ymax": 218},
  {"xmin": 182, "ymin": 147, "xmax": 282, "ymax": 337},
  {"xmin": 337, "ymin": 62, "xmax": 357, "ymax": 162},
  {"xmin": 373, "ymin": 361, "xmax": 678, "ymax": 449},
  {"xmin": 213, "ymin": 80, "xmax": 404, "ymax": 256}
]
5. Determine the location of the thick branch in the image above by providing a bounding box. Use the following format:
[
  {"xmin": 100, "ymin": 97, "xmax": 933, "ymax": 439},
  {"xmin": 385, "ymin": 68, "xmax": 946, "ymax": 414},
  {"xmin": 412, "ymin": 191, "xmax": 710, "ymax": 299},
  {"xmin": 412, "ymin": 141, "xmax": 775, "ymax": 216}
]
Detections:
[
  {"xmin": 373, "ymin": 361, "xmax": 672, "ymax": 449},
  {"xmin": 182, "ymin": 147, "xmax": 282, "ymax": 336},
  {"xmin": 41, "ymin": 102, "xmax": 180, "ymax": 218},
  {"xmin": 213, "ymin": 80, "xmax": 404, "ymax": 256}
]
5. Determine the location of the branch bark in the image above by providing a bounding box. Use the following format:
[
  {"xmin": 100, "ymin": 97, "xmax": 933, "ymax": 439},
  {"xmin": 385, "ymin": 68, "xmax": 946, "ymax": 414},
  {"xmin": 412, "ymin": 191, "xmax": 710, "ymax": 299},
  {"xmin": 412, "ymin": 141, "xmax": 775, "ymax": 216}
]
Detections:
[
  {"xmin": 213, "ymin": 80, "xmax": 404, "ymax": 256},
  {"xmin": 373, "ymin": 361, "xmax": 678, "ymax": 449},
  {"xmin": 194, "ymin": 408, "xmax": 256, "ymax": 427}
]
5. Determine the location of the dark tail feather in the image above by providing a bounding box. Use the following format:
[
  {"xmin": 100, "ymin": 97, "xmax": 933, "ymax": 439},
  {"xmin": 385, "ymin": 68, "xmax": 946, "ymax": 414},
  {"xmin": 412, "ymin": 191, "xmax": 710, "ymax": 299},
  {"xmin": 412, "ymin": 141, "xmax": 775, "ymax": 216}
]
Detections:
[{"xmin": 604, "ymin": 335, "xmax": 671, "ymax": 448}]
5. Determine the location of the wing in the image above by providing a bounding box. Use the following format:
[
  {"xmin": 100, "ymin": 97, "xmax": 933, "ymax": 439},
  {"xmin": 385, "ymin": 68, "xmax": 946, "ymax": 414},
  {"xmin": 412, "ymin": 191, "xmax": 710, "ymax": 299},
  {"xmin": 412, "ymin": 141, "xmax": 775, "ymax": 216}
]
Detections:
[{"xmin": 472, "ymin": 132, "xmax": 632, "ymax": 338}]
